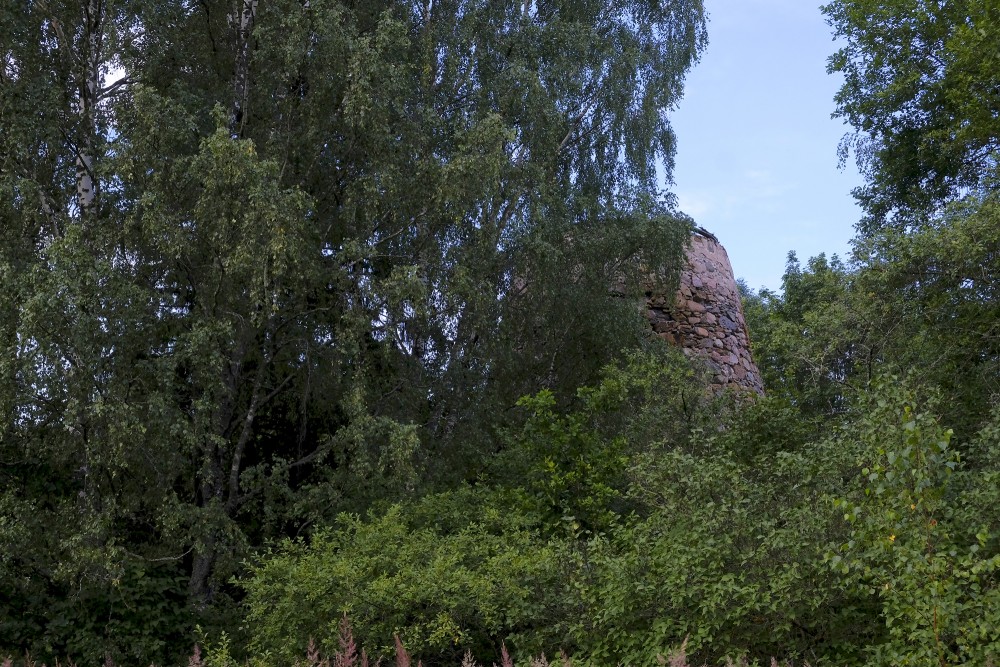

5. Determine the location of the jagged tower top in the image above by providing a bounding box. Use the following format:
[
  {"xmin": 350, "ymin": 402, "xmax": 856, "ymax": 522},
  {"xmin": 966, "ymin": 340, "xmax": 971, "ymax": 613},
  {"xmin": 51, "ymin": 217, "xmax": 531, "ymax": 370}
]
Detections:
[{"xmin": 647, "ymin": 230, "xmax": 764, "ymax": 394}]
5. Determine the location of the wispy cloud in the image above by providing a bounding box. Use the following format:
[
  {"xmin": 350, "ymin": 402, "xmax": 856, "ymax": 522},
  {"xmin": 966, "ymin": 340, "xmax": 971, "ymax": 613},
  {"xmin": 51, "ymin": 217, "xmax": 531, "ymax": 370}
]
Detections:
[{"xmin": 677, "ymin": 192, "xmax": 712, "ymax": 218}]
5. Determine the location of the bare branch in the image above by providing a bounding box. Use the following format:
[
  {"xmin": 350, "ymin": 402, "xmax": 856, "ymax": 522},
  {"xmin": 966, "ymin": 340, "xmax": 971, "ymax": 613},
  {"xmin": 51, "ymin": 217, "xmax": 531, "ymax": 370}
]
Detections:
[{"xmin": 98, "ymin": 75, "xmax": 134, "ymax": 100}]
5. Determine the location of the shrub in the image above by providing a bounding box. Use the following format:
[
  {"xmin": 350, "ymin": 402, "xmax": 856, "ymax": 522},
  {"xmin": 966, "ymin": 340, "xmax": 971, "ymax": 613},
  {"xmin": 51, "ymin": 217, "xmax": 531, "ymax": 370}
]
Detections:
[{"xmin": 241, "ymin": 489, "xmax": 563, "ymax": 666}]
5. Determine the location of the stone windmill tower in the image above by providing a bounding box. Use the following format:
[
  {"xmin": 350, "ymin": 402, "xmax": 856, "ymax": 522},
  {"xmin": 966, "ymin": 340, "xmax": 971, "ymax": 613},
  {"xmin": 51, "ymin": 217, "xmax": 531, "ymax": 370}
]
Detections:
[{"xmin": 646, "ymin": 228, "xmax": 764, "ymax": 394}]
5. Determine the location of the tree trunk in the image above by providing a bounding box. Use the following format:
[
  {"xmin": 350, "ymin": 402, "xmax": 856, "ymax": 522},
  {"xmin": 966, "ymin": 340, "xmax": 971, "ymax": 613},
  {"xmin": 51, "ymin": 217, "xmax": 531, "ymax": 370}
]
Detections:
[
  {"xmin": 187, "ymin": 534, "xmax": 218, "ymax": 608},
  {"xmin": 75, "ymin": 0, "xmax": 103, "ymax": 215},
  {"xmin": 231, "ymin": 0, "xmax": 258, "ymax": 136},
  {"xmin": 185, "ymin": 4, "xmax": 263, "ymax": 605}
]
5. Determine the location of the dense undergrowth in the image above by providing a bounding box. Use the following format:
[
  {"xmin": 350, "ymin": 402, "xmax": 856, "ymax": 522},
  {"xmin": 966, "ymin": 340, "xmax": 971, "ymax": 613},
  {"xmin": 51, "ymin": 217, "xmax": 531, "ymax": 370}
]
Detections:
[
  {"xmin": 235, "ymin": 368, "xmax": 1000, "ymax": 667},
  {"xmin": 12, "ymin": 351, "xmax": 1000, "ymax": 666}
]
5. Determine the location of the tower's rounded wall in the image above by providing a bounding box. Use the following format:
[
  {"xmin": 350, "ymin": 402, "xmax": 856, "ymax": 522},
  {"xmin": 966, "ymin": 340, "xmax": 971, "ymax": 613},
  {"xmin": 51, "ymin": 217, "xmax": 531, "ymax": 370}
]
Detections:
[{"xmin": 647, "ymin": 233, "xmax": 764, "ymax": 394}]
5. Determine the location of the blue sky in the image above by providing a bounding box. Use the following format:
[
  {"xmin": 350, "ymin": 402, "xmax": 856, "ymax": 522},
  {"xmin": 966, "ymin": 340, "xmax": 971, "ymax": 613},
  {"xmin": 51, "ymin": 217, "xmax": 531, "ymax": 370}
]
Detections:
[{"xmin": 668, "ymin": 0, "xmax": 863, "ymax": 292}]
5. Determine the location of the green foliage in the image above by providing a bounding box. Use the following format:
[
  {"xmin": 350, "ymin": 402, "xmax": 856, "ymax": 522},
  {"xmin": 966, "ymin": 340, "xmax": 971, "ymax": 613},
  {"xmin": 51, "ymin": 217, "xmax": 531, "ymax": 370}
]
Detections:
[
  {"xmin": 742, "ymin": 253, "xmax": 866, "ymax": 418},
  {"xmin": 512, "ymin": 389, "xmax": 629, "ymax": 535},
  {"xmin": 824, "ymin": 0, "xmax": 1000, "ymax": 231},
  {"xmin": 235, "ymin": 356, "xmax": 1000, "ymax": 667},
  {"xmin": 743, "ymin": 221, "xmax": 1000, "ymax": 437},
  {"xmin": 0, "ymin": 560, "xmax": 192, "ymax": 667},
  {"xmin": 242, "ymin": 355, "xmax": 852, "ymax": 666},
  {"xmin": 574, "ymin": 395, "xmax": 872, "ymax": 667},
  {"xmin": 830, "ymin": 379, "xmax": 1000, "ymax": 666},
  {"xmin": 503, "ymin": 349, "xmax": 705, "ymax": 535},
  {"xmin": 237, "ymin": 3, "xmax": 1000, "ymax": 665},
  {"xmin": 852, "ymin": 195, "xmax": 1000, "ymax": 437},
  {"xmin": 242, "ymin": 490, "xmax": 561, "ymax": 666},
  {"xmin": 10, "ymin": 0, "xmax": 1000, "ymax": 664},
  {"xmin": 242, "ymin": 351, "xmax": 705, "ymax": 665},
  {"xmin": 1, "ymin": 0, "xmax": 706, "ymax": 659}
]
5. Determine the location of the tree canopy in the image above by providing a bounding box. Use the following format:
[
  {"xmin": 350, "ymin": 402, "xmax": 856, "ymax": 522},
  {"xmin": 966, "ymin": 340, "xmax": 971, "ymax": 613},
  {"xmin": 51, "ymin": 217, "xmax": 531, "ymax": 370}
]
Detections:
[
  {"xmin": 824, "ymin": 0, "xmax": 1000, "ymax": 232},
  {"xmin": 1, "ymin": 0, "xmax": 705, "ymax": 662},
  {"xmin": 8, "ymin": 2, "xmax": 1000, "ymax": 666}
]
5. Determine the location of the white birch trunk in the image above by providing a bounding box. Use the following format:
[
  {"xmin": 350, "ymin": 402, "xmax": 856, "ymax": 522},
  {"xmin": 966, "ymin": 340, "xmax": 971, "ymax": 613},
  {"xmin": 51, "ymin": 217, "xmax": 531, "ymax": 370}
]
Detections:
[
  {"xmin": 74, "ymin": 0, "xmax": 104, "ymax": 215},
  {"xmin": 231, "ymin": 0, "xmax": 258, "ymax": 135}
]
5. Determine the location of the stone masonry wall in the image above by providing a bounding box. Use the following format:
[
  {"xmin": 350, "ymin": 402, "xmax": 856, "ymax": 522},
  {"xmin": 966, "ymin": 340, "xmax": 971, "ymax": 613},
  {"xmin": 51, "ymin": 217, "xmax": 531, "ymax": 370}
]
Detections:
[{"xmin": 647, "ymin": 231, "xmax": 764, "ymax": 394}]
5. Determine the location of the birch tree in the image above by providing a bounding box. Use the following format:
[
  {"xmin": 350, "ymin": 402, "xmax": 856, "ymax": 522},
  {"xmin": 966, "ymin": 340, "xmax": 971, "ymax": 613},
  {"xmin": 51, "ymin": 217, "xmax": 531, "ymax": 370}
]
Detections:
[{"xmin": 1, "ymin": 0, "xmax": 706, "ymax": 660}]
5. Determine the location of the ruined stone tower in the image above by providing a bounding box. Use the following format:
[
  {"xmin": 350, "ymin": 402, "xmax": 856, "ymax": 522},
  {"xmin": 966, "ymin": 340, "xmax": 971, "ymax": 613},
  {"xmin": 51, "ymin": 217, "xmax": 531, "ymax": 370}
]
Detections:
[{"xmin": 647, "ymin": 230, "xmax": 764, "ymax": 394}]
